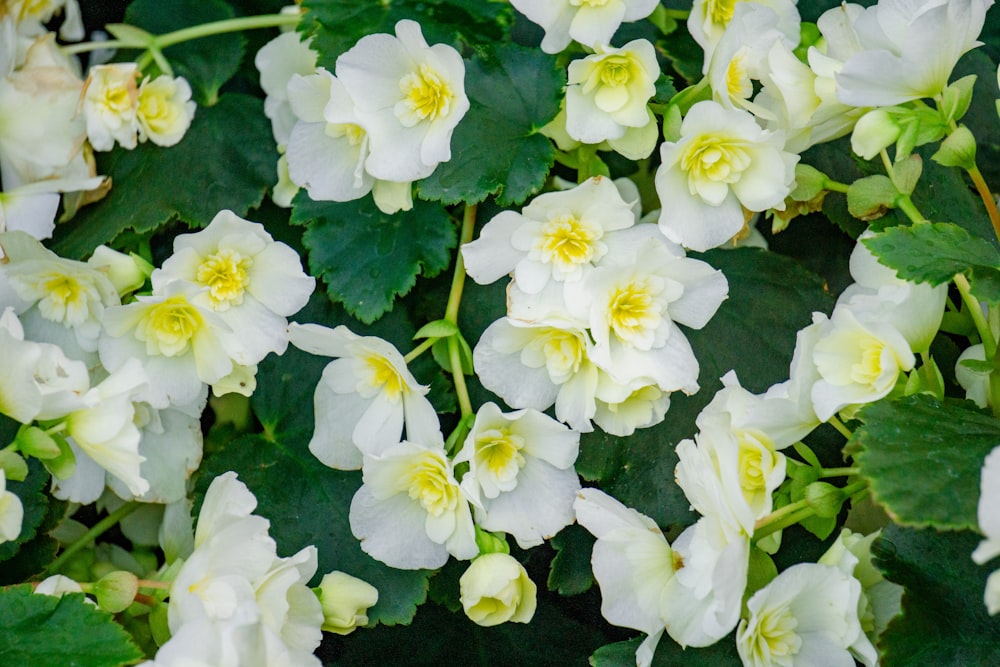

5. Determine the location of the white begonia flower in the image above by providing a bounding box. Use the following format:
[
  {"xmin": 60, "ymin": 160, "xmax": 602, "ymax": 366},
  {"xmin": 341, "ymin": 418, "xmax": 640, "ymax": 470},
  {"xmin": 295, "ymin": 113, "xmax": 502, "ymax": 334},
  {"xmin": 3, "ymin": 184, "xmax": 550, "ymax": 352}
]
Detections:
[
  {"xmin": 655, "ymin": 100, "xmax": 798, "ymax": 252},
  {"xmin": 809, "ymin": 304, "xmax": 916, "ymax": 422},
  {"xmin": 81, "ymin": 63, "xmax": 140, "ymax": 151},
  {"xmin": 675, "ymin": 414, "xmax": 785, "ymax": 537},
  {"xmin": 0, "ymin": 307, "xmax": 89, "ymax": 424},
  {"xmin": 833, "ymin": 0, "xmax": 993, "ymax": 107},
  {"xmin": 335, "ymin": 19, "xmax": 469, "ymax": 183},
  {"xmin": 455, "ymin": 402, "xmax": 580, "ymax": 549},
  {"xmin": 136, "ymin": 74, "xmax": 196, "ymax": 147},
  {"xmin": 0, "ymin": 174, "xmax": 106, "ymax": 240},
  {"xmin": 350, "ymin": 440, "xmax": 478, "ymax": 569},
  {"xmin": 463, "ymin": 176, "xmax": 636, "ymax": 294},
  {"xmin": 974, "ymin": 446, "xmax": 1000, "ymax": 615},
  {"xmin": 34, "ymin": 575, "xmax": 92, "ymax": 601},
  {"xmin": 0, "ymin": 31, "xmax": 86, "ymax": 187},
  {"xmin": 460, "ymin": 553, "xmax": 537, "ymax": 627},
  {"xmin": 573, "ymin": 487, "xmax": 677, "ymax": 667},
  {"xmin": 474, "ymin": 317, "xmax": 601, "ymax": 433},
  {"xmin": 736, "ymin": 563, "xmax": 871, "ymax": 667},
  {"xmin": 837, "ymin": 231, "xmax": 947, "ymax": 354},
  {"xmin": 2, "ymin": 230, "xmax": 120, "ymax": 360},
  {"xmin": 316, "ymin": 571, "xmax": 379, "ymax": 635},
  {"xmin": 255, "ymin": 30, "xmax": 318, "ymax": 146},
  {"xmin": 819, "ymin": 528, "xmax": 903, "ymax": 646},
  {"xmin": 509, "ymin": 0, "xmax": 660, "ymax": 54},
  {"xmin": 99, "ymin": 281, "xmax": 237, "ymax": 408},
  {"xmin": 154, "ymin": 209, "xmax": 314, "ymax": 366},
  {"xmin": 565, "ymin": 39, "xmax": 659, "ymax": 145},
  {"xmin": 287, "ymin": 323, "xmax": 439, "ymax": 470},
  {"xmin": 593, "ymin": 374, "xmax": 671, "ymax": 437},
  {"xmin": 688, "ymin": 0, "xmax": 799, "ymax": 66},
  {"xmin": 0, "ymin": 469, "xmax": 23, "ymax": 543},
  {"xmin": 957, "ymin": 344, "xmax": 991, "ymax": 409},
  {"xmin": 566, "ymin": 225, "xmax": 729, "ymax": 394}
]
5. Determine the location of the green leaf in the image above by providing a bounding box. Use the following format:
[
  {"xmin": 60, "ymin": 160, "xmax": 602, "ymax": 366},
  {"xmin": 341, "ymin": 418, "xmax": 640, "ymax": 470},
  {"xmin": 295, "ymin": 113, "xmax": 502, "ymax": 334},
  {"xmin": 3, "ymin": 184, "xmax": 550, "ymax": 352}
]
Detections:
[
  {"xmin": 0, "ymin": 587, "xmax": 143, "ymax": 667},
  {"xmin": 301, "ymin": 0, "xmax": 510, "ymax": 65},
  {"xmin": 414, "ymin": 319, "xmax": 460, "ymax": 339},
  {"xmin": 874, "ymin": 525, "xmax": 1000, "ymax": 666},
  {"xmin": 591, "ymin": 632, "xmax": 741, "ymax": 666},
  {"xmin": 863, "ymin": 221, "xmax": 1000, "ymax": 285},
  {"xmin": 51, "ymin": 94, "xmax": 275, "ymax": 259},
  {"xmin": 547, "ymin": 524, "xmax": 595, "ymax": 596},
  {"xmin": 291, "ymin": 195, "xmax": 456, "ymax": 324},
  {"xmin": 418, "ymin": 43, "xmax": 563, "ymax": 206},
  {"xmin": 431, "ymin": 334, "xmax": 473, "ymax": 374},
  {"xmin": 854, "ymin": 395, "xmax": 1000, "ymax": 530},
  {"xmin": 0, "ymin": 459, "xmax": 50, "ymax": 564},
  {"xmin": 125, "ymin": 0, "xmax": 245, "ymax": 105},
  {"xmin": 971, "ymin": 265, "xmax": 1000, "ymax": 303}
]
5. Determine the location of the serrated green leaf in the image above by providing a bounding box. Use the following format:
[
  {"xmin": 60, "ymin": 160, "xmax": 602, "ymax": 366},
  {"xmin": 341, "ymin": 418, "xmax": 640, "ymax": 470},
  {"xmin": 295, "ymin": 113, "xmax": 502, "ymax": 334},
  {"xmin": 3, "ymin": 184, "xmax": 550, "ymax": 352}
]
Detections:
[
  {"xmin": 292, "ymin": 195, "xmax": 456, "ymax": 324},
  {"xmin": 418, "ymin": 43, "xmax": 563, "ymax": 206},
  {"xmin": 51, "ymin": 94, "xmax": 274, "ymax": 260},
  {"xmin": 863, "ymin": 222, "xmax": 1000, "ymax": 285},
  {"xmin": 874, "ymin": 525, "xmax": 1000, "ymax": 666},
  {"xmin": 547, "ymin": 524, "xmax": 594, "ymax": 597},
  {"xmin": 854, "ymin": 395, "xmax": 1000, "ymax": 530},
  {"xmin": 0, "ymin": 587, "xmax": 143, "ymax": 667},
  {"xmin": 971, "ymin": 265, "xmax": 1000, "ymax": 303},
  {"xmin": 125, "ymin": 0, "xmax": 245, "ymax": 105}
]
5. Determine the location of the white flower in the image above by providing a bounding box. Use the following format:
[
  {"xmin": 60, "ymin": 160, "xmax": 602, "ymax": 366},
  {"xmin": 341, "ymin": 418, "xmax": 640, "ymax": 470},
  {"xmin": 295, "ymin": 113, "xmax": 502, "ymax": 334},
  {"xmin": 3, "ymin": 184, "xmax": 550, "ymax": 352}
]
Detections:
[
  {"xmin": 287, "ymin": 323, "xmax": 439, "ymax": 469},
  {"xmin": 81, "ymin": 63, "xmax": 139, "ymax": 151},
  {"xmin": 336, "ymin": 19, "xmax": 469, "ymax": 182},
  {"xmin": 154, "ymin": 209, "xmax": 314, "ymax": 365},
  {"xmin": 833, "ymin": 0, "xmax": 993, "ymax": 107},
  {"xmin": 455, "ymin": 402, "xmax": 580, "ymax": 548},
  {"xmin": 0, "ymin": 174, "xmax": 105, "ymax": 240},
  {"xmin": 957, "ymin": 343, "xmax": 991, "ymax": 409},
  {"xmin": 593, "ymin": 374, "xmax": 671, "ymax": 437},
  {"xmin": 255, "ymin": 31, "xmax": 318, "ymax": 146},
  {"xmin": 688, "ymin": 0, "xmax": 799, "ymax": 66},
  {"xmin": 565, "ymin": 39, "xmax": 659, "ymax": 145},
  {"xmin": 462, "ymin": 176, "xmax": 636, "ymax": 293},
  {"xmin": 0, "ymin": 469, "xmax": 23, "ymax": 543},
  {"xmin": 736, "ymin": 563, "xmax": 869, "ymax": 667},
  {"xmin": 316, "ymin": 571, "xmax": 379, "ymax": 635},
  {"xmin": 350, "ymin": 440, "xmax": 477, "ymax": 569},
  {"xmin": 34, "ymin": 574, "xmax": 91, "ymax": 600},
  {"xmin": 136, "ymin": 74, "xmax": 196, "ymax": 147},
  {"xmin": 459, "ymin": 553, "xmax": 537, "ymax": 627},
  {"xmin": 655, "ymin": 100, "xmax": 797, "ymax": 252},
  {"xmin": 509, "ymin": 0, "xmax": 660, "ymax": 53},
  {"xmin": 809, "ymin": 304, "xmax": 916, "ymax": 421},
  {"xmin": 973, "ymin": 446, "xmax": 1000, "ymax": 615}
]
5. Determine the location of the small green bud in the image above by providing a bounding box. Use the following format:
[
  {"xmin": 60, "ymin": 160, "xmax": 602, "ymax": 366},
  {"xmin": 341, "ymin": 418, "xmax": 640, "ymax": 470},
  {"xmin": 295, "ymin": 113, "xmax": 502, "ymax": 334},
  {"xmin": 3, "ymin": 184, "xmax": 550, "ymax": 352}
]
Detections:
[
  {"xmin": 904, "ymin": 357, "xmax": 946, "ymax": 400},
  {"xmin": 939, "ymin": 74, "xmax": 977, "ymax": 124},
  {"xmin": 804, "ymin": 482, "xmax": 844, "ymax": 518},
  {"xmin": 87, "ymin": 245, "xmax": 152, "ymax": 296},
  {"xmin": 315, "ymin": 571, "xmax": 379, "ymax": 635},
  {"xmin": 790, "ymin": 164, "xmax": 829, "ymax": 202},
  {"xmin": 851, "ymin": 109, "xmax": 901, "ymax": 160},
  {"xmin": 932, "ymin": 125, "xmax": 977, "ymax": 169},
  {"xmin": 15, "ymin": 426, "xmax": 61, "ymax": 460},
  {"xmin": 847, "ymin": 175, "xmax": 898, "ymax": 221},
  {"xmin": 94, "ymin": 571, "xmax": 139, "ymax": 613},
  {"xmin": 662, "ymin": 104, "xmax": 683, "ymax": 142},
  {"xmin": 41, "ymin": 434, "xmax": 76, "ymax": 480},
  {"xmin": 0, "ymin": 449, "xmax": 29, "ymax": 482},
  {"xmin": 474, "ymin": 525, "xmax": 510, "ymax": 555}
]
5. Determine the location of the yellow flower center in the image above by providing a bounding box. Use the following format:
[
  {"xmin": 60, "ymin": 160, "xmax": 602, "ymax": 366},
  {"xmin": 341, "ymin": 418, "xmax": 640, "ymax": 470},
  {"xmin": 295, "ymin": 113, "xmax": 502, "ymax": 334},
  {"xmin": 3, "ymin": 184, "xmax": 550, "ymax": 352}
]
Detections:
[
  {"xmin": 706, "ymin": 0, "xmax": 739, "ymax": 26},
  {"xmin": 608, "ymin": 277, "xmax": 663, "ymax": 347},
  {"xmin": 32, "ymin": 272, "xmax": 98, "ymax": 327},
  {"xmin": 851, "ymin": 336, "xmax": 887, "ymax": 386},
  {"xmin": 397, "ymin": 64, "xmax": 453, "ymax": 127},
  {"xmin": 364, "ymin": 353, "xmax": 405, "ymax": 400},
  {"xmin": 680, "ymin": 133, "xmax": 752, "ymax": 203},
  {"xmin": 598, "ymin": 56, "xmax": 633, "ymax": 88},
  {"xmin": 736, "ymin": 428, "xmax": 780, "ymax": 508},
  {"xmin": 726, "ymin": 51, "xmax": 753, "ymax": 101},
  {"xmin": 474, "ymin": 427, "xmax": 526, "ymax": 483},
  {"xmin": 407, "ymin": 450, "xmax": 459, "ymax": 517},
  {"xmin": 196, "ymin": 249, "xmax": 252, "ymax": 310},
  {"xmin": 537, "ymin": 214, "xmax": 600, "ymax": 272},
  {"xmin": 522, "ymin": 328, "xmax": 588, "ymax": 385},
  {"xmin": 570, "ymin": 0, "xmax": 610, "ymax": 7},
  {"xmin": 749, "ymin": 604, "xmax": 801, "ymax": 666},
  {"xmin": 136, "ymin": 295, "xmax": 204, "ymax": 357}
]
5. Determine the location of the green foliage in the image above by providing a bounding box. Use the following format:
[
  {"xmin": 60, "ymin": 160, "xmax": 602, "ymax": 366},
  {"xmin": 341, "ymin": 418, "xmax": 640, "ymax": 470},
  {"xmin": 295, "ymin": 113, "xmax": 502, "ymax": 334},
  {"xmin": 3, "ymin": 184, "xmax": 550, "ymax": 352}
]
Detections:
[
  {"xmin": 547, "ymin": 524, "xmax": 595, "ymax": 596},
  {"xmin": 418, "ymin": 43, "xmax": 564, "ymax": 206},
  {"xmin": 854, "ymin": 395, "xmax": 1000, "ymax": 530},
  {"xmin": 863, "ymin": 222, "xmax": 1000, "ymax": 285},
  {"xmin": 291, "ymin": 195, "xmax": 457, "ymax": 324},
  {"xmin": 0, "ymin": 587, "xmax": 143, "ymax": 667},
  {"xmin": 591, "ymin": 633, "xmax": 741, "ymax": 666},
  {"xmin": 124, "ymin": 0, "xmax": 246, "ymax": 104},
  {"xmin": 51, "ymin": 94, "xmax": 274, "ymax": 260},
  {"xmin": 874, "ymin": 525, "xmax": 1000, "ymax": 666},
  {"xmin": 0, "ymin": 460, "xmax": 50, "ymax": 563}
]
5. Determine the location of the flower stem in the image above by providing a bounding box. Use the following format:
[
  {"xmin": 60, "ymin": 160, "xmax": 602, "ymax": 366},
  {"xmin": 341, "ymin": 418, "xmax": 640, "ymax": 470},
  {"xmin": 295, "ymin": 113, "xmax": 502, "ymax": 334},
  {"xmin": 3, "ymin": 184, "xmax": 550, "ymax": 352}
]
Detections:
[
  {"xmin": 41, "ymin": 502, "xmax": 142, "ymax": 577},
  {"xmin": 404, "ymin": 337, "xmax": 438, "ymax": 364},
  {"xmin": 954, "ymin": 273, "xmax": 996, "ymax": 358},
  {"xmin": 827, "ymin": 415, "xmax": 853, "ymax": 440},
  {"xmin": 823, "ymin": 179, "xmax": 851, "ymax": 194},
  {"xmin": 444, "ymin": 204, "xmax": 478, "ymax": 418},
  {"xmin": 819, "ymin": 467, "xmax": 860, "ymax": 478},
  {"xmin": 967, "ymin": 165, "xmax": 1000, "ymax": 243}
]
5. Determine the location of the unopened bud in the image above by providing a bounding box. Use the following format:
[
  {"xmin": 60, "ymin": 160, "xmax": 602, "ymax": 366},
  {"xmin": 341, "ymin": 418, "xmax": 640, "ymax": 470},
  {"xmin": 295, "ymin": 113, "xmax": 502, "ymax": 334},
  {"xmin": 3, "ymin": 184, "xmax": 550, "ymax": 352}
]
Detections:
[
  {"xmin": 851, "ymin": 109, "xmax": 901, "ymax": 160},
  {"xmin": 847, "ymin": 175, "xmax": 898, "ymax": 221},
  {"xmin": 94, "ymin": 570, "xmax": 139, "ymax": 613},
  {"xmin": 805, "ymin": 482, "xmax": 844, "ymax": 518},
  {"xmin": 932, "ymin": 126, "xmax": 977, "ymax": 170},
  {"xmin": 316, "ymin": 571, "xmax": 379, "ymax": 635}
]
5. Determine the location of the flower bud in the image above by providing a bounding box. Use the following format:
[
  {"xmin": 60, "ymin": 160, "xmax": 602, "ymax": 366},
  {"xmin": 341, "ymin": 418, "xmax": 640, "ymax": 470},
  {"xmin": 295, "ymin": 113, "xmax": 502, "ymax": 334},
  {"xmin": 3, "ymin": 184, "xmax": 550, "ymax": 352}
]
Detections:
[
  {"xmin": 851, "ymin": 109, "xmax": 901, "ymax": 160},
  {"xmin": 932, "ymin": 125, "xmax": 977, "ymax": 170},
  {"xmin": 459, "ymin": 553, "xmax": 537, "ymax": 627},
  {"xmin": 804, "ymin": 482, "xmax": 844, "ymax": 518},
  {"xmin": 316, "ymin": 571, "xmax": 379, "ymax": 635},
  {"xmin": 93, "ymin": 570, "xmax": 139, "ymax": 613},
  {"xmin": 87, "ymin": 245, "xmax": 152, "ymax": 296},
  {"xmin": 847, "ymin": 175, "xmax": 898, "ymax": 221}
]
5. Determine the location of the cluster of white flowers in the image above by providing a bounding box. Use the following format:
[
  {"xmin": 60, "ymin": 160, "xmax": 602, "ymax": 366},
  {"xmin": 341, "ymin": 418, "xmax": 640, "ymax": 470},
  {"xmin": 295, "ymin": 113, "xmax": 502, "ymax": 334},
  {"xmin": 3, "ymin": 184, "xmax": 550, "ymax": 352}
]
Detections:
[
  {"xmin": 465, "ymin": 176, "xmax": 728, "ymax": 435},
  {"xmin": 257, "ymin": 20, "xmax": 469, "ymax": 214}
]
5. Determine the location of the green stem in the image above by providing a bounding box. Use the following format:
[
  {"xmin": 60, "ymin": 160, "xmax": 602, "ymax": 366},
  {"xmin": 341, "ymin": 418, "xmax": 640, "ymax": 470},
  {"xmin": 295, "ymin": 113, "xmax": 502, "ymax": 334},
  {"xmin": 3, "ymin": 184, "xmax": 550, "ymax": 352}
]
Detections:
[
  {"xmin": 61, "ymin": 39, "xmax": 130, "ymax": 55},
  {"xmin": 967, "ymin": 165, "xmax": 1000, "ymax": 244},
  {"xmin": 955, "ymin": 273, "xmax": 996, "ymax": 357},
  {"xmin": 155, "ymin": 14, "xmax": 301, "ymax": 49},
  {"xmin": 753, "ymin": 480, "xmax": 868, "ymax": 542},
  {"xmin": 404, "ymin": 337, "xmax": 438, "ymax": 364},
  {"xmin": 822, "ymin": 179, "xmax": 851, "ymax": 194},
  {"xmin": 41, "ymin": 502, "xmax": 141, "ymax": 577},
  {"xmin": 895, "ymin": 194, "xmax": 928, "ymax": 224},
  {"xmin": 879, "ymin": 148, "xmax": 895, "ymax": 176},
  {"xmin": 444, "ymin": 205, "xmax": 477, "ymax": 418},
  {"xmin": 827, "ymin": 415, "xmax": 853, "ymax": 440},
  {"xmin": 819, "ymin": 467, "xmax": 860, "ymax": 478}
]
